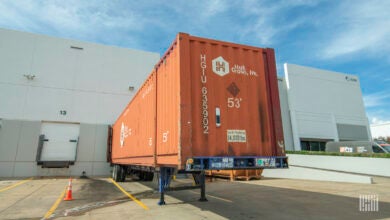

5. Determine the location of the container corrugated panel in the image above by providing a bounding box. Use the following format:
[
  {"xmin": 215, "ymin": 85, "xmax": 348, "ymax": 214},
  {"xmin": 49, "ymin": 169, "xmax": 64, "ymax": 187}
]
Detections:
[
  {"xmin": 112, "ymin": 72, "xmax": 157, "ymax": 166},
  {"xmin": 111, "ymin": 33, "xmax": 285, "ymax": 168}
]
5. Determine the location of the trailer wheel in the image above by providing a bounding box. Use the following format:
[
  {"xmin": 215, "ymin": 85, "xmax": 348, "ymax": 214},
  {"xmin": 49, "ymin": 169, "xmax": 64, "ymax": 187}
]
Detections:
[
  {"xmin": 112, "ymin": 165, "xmax": 117, "ymax": 181},
  {"xmin": 151, "ymin": 171, "xmax": 159, "ymax": 189},
  {"xmin": 113, "ymin": 164, "xmax": 123, "ymax": 182},
  {"xmin": 119, "ymin": 166, "xmax": 127, "ymax": 182}
]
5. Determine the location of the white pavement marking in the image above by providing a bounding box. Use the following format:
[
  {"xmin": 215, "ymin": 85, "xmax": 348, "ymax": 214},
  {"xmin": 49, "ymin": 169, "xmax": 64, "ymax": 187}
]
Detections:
[{"xmin": 189, "ymin": 190, "xmax": 233, "ymax": 203}]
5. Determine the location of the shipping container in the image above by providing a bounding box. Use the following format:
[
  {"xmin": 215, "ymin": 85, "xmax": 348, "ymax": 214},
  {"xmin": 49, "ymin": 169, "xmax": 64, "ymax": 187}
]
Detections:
[
  {"xmin": 109, "ymin": 33, "xmax": 288, "ymax": 204},
  {"xmin": 109, "ymin": 33, "xmax": 287, "ymax": 178}
]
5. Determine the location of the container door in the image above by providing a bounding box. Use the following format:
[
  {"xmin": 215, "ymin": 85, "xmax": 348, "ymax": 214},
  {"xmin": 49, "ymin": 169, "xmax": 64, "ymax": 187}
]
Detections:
[
  {"xmin": 40, "ymin": 122, "xmax": 80, "ymax": 161},
  {"xmin": 189, "ymin": 40, "xmax": 273, "ymax": 157}
]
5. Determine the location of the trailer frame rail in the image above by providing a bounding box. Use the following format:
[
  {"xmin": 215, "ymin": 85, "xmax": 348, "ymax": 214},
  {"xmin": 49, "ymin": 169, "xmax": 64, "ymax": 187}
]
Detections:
[{"xmin": 186, "ymin": 156, "xmax": 288, "ymax": 171}]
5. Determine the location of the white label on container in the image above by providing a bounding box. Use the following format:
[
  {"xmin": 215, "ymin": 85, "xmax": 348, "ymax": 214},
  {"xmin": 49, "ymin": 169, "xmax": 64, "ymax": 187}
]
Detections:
[
  {"xmin": 120, "ymin": 122, "xmax": 131, "ymax": 147},
  {"xmin": 227, "ymin": 130, "xmax": 246, "ymax": 143}
]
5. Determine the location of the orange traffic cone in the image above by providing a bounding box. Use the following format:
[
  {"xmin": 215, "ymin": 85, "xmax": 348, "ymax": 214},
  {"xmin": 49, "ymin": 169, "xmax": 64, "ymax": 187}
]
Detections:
[{"xmin": 64, "ymin": 177, "xmax": 73, "ymax": 201}]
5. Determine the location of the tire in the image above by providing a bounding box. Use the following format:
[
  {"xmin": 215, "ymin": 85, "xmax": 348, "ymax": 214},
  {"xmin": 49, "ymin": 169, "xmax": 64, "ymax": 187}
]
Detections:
[
  {"xmin": 112, "ymin": 165, "xmax": 117, "ymax": 180},
  {"xmin": 119, "ymin": 166, "xmax": 126, "ymax": 182},
  {"xmin": 113, "ymin": 164, "xmax": 122, "ymax": 182},
  {"xmin": 151, "ymin": 171, "xmax": 159, "ymax": 189}
]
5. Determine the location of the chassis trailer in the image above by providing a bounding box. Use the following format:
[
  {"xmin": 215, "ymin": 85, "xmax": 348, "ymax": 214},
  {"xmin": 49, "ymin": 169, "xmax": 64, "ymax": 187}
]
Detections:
[{"xmin": 108, "ymin": 33, "xmax": 288, "ymax": 205}]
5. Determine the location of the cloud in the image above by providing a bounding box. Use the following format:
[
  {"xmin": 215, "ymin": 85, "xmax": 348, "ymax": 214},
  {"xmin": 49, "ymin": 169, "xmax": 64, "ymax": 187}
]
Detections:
[
  {"xmin": 0, "ymin": 1, "xmax": 143, "ymax": 45},
  {"xmin": 363, "ymin": 92, "xmax": 390, "ymax": 125},
  {"xmin": 363, "ymin": 92, "xmax": 390, "ymax": 108},
  {"xmin": 0, "ymin": 0, "xmax": 325, "ymax": 49},
  {"xmin": 320, "ymin": 0, "xmax": 390, "ymax": 59},
  {"xmin": 203, "ymin": 0, "xmax": 228, "ymax": 17},
  {"xmin": 371, "ymin": 117, "xmax": 390, "ymax": 125},
  {"xmin": 238, "ymin": 0, "xmax": 321, "ymax": 45}
]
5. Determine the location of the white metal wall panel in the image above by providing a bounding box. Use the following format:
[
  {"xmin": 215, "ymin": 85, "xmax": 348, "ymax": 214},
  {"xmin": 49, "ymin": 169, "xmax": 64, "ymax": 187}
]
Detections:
[
  {"xmin": 0, "ymin": 84, "xmax": 27, "ymax": 119},
  {"xmin": 0, "ymin": 29, "xmax": 36, "ymax": 85},
  {"xmin": 285, "ymin": 64, "xmax": 366, "ymax": 116},
  {"xmin": 284, "ymin": 63, "xmax": 370, "ymax": 148},
  {"xmin": 30, "ymin": 36, "xmax": 79, "ymax": 90},
  {"xmin": 0, "ymin": 28, "xmax": 160, "ymax": 124},
  {"xmin": 23, "ymin": 87, "xmax": 73, "ymax": 121},
  {"xmin": 71, "ymin": 91, "xmax": 99, "ymax": 123},
  {"xmin": 297, "ymin": 120, "xmax": 335, "ymax": 139},
  {"xmin": 97, "ymin": 47, "xmax": 156, "ymax": 95},
  {"xmin": 278, "ymin": 78, "xmax": 294, "ymax": 150},
  {"xmin": 95, "ymin": 93, "xmax": 131, "ymax": 124},
  {"xmin": 72, "ymin": 45, "xmax": 102, "ymax": 92}
]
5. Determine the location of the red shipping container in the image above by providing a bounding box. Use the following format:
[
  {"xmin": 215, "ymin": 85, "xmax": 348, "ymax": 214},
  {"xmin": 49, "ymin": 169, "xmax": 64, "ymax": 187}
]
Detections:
[{"xmin": 111, "ymin": 33, "xmax": 286, "ymax": 170}]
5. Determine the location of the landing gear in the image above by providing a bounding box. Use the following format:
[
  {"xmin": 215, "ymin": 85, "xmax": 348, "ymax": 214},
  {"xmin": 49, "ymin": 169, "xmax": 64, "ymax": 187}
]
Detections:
[
  {"xmin": 198, "ymin": 171, "xmax": 208, "ymax": 202},
  {"xmin": 158, "ymin": 167, "xmax": 174, "ymax": 205},
  {"xmin": 191, "ymin": 171, "xmax": 208, "ymax": 202},
  {"xmin": 157, "ymin": 168, "xmax": 207, "ymax": 205}
]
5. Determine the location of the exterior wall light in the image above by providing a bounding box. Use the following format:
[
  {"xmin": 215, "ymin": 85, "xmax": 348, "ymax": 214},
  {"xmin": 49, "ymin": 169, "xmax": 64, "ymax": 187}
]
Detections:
[{"xmin": 23, "ymin": 74, "xmax": 36, "ymax": 80}]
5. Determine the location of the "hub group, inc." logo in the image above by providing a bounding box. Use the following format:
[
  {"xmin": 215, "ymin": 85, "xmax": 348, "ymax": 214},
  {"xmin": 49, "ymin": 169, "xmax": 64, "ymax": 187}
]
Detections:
[{"xmin": 212, "ymin": 56, "xmax": 229, "ymax": 76}]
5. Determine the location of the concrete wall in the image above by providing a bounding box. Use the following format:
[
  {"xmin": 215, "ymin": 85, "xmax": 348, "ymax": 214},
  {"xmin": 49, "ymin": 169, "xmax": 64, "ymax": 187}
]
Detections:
[
  {"xmin": 0, "ymin": 120, "xmax": 40, "ymax": 177},
  {"xmin": 287, "ymin": 154, "xmax": 390, "ymax": 177},
  {"xmin": 0, "ymin": 119, "xmax": 111, "ymax": 177},
  {"xmin": 284, "ymin": 63, "xmax": 370, "ymax": 150},
  {"xmin": 262, "ymin": 166, "xmax": 373, "ymax": 184}
]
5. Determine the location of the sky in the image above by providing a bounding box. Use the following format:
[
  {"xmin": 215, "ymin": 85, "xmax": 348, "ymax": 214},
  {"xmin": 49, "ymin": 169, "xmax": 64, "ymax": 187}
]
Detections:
[{"xmin": 0, "ymin": 0, "xmax": 389, "ymax": 124}]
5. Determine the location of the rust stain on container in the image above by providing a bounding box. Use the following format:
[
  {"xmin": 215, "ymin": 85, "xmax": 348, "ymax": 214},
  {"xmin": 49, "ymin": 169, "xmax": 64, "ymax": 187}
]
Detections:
[{"xmin": 111, "ymin": 33, "xmax": 285, "ymax": 169}]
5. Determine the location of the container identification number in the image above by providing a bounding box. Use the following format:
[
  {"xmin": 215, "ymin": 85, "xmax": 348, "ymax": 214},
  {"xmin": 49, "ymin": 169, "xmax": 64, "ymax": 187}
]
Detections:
[{"xmin": 200, "ymin": 54, "xmax": 209, "ymax": 134}]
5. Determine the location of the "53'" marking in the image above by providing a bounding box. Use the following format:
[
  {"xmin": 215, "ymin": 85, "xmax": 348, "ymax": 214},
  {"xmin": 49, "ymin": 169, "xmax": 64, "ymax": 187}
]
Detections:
[{"xmin": 227, "ymin": 97, "xmax": 242, "ymax": 108}]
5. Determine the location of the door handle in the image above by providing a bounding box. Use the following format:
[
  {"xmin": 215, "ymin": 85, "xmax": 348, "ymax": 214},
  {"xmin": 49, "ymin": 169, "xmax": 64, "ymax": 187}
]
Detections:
[{"xmin": 69, "ymin": 139, "xmax": 78, "ymax": 143}]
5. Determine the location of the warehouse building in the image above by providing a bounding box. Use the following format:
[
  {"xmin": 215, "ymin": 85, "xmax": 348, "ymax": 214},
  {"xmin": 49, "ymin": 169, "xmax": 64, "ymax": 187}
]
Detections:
[
  {"xmin": 279, "ymin": 63, "xmax": 371, "ymax": 151},
  {"xmin": 0, "ymin": 28, "xmax": 160, "ymax": 177},
  {"xmin": 0, "ymin": 28, "xmax": 372, "ymax": 177}
]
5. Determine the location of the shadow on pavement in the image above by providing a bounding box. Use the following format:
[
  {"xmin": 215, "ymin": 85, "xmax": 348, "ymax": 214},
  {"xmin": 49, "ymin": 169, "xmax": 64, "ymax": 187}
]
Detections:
[{"xmin": 164, "ymin": 180, "xmax": 390, "ymax": 220}]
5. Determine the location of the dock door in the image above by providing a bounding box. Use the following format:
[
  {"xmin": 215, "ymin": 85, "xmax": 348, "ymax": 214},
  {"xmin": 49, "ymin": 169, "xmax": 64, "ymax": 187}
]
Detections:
[{"xmin": 36, "ymin": 122, "xmax": 80, "ymax": 168}]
